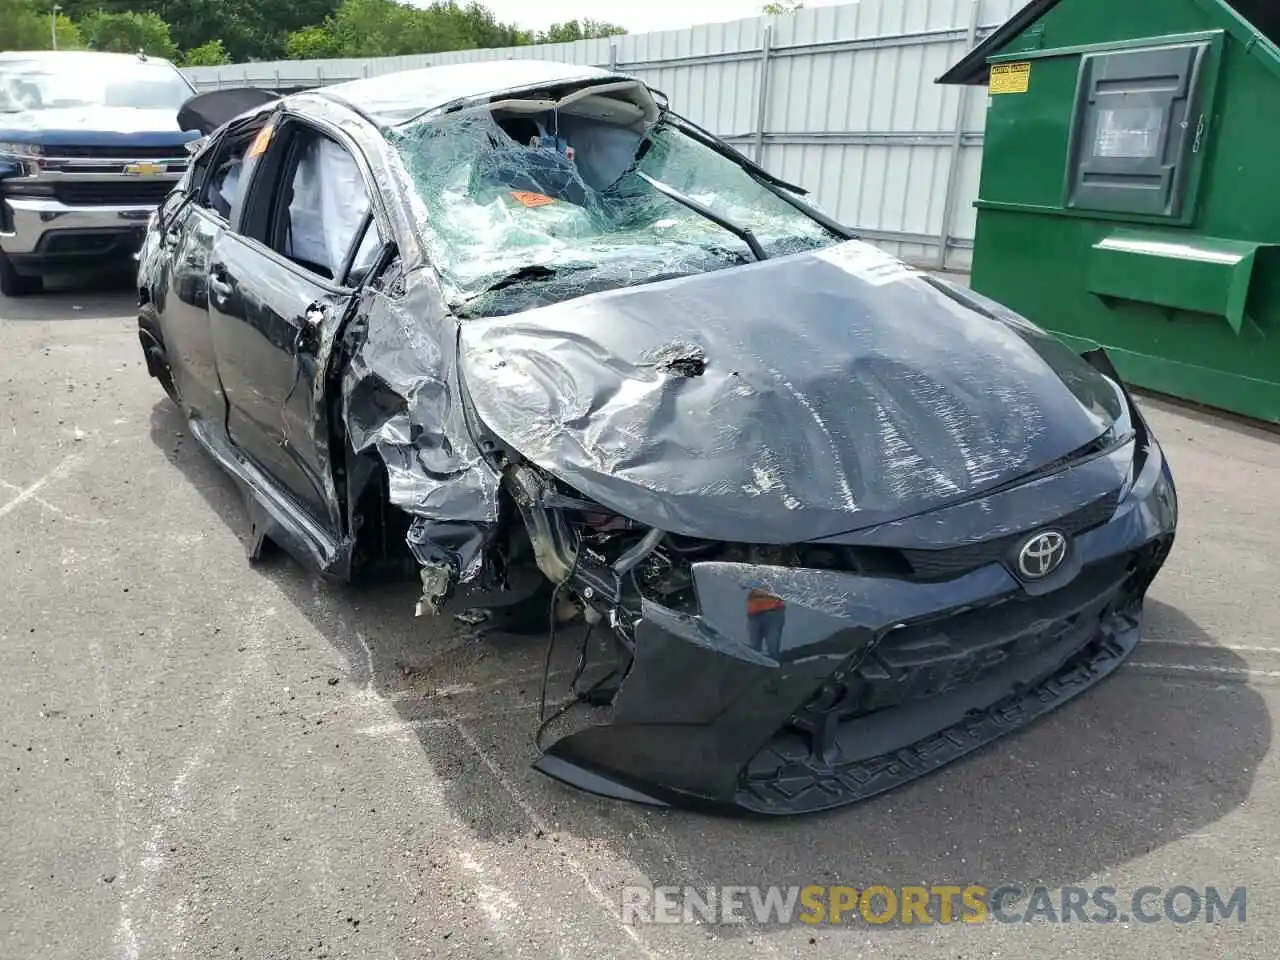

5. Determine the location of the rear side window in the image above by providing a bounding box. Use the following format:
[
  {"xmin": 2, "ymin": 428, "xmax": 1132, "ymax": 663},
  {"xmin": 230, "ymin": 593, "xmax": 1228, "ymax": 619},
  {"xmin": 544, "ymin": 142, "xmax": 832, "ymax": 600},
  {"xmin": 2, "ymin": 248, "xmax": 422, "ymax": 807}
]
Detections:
[{"xmin": 196, "ymin": 118, "xmax": 271, "ymax": 220}]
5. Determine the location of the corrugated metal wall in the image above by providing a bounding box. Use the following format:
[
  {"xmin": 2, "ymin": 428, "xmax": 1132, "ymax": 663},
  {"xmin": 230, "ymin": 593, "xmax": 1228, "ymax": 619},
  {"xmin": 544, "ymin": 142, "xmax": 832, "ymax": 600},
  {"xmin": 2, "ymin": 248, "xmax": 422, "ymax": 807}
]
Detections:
[{"xmin": 184, "ymin": 0, "xmax": 1026, "ymax": 270}]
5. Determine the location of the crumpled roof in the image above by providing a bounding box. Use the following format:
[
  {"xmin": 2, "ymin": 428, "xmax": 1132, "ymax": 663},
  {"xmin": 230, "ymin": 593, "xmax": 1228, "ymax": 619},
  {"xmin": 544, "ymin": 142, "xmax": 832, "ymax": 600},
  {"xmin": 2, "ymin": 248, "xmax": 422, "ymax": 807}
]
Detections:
[{"xmin": 320, "ymin": 60, "xmax": 624, "ymax": 127}]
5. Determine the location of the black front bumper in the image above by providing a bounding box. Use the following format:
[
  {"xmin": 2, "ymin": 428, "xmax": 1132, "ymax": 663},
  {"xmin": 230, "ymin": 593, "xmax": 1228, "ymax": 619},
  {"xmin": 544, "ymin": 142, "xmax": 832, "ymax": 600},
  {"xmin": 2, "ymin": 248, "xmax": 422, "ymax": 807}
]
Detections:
[{"xmin": 534, "ymin": 433, "xmax": 1178, "ymax": 815}]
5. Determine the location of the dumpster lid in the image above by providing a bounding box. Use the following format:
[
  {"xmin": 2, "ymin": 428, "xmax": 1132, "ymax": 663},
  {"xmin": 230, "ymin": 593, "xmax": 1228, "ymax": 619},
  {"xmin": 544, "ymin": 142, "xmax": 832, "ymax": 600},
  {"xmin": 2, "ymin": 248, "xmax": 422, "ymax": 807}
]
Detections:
[
  {"xmin": 937, "ymin": 0, "xmax": 1280, "ymax": 86},
  {"xmin": 1086, "ymin": 229, "xmax": 1278, "ymax": 336}
]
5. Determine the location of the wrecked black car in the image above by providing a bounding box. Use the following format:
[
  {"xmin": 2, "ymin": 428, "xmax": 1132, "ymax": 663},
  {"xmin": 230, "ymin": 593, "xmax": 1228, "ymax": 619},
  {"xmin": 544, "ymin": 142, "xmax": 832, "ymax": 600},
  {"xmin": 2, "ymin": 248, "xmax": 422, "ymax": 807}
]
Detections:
[{"xmin": 138, "ymin": 60, "xmax": 1177, "ymax": 815}]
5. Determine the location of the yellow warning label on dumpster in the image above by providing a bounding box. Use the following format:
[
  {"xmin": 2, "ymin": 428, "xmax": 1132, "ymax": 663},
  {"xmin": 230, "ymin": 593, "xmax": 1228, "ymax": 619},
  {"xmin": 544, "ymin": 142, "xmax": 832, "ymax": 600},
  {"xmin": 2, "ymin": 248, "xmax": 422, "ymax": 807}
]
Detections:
[{"xmin": 989, "ymin": 62, "xmax": 1031, "ymax": 95}]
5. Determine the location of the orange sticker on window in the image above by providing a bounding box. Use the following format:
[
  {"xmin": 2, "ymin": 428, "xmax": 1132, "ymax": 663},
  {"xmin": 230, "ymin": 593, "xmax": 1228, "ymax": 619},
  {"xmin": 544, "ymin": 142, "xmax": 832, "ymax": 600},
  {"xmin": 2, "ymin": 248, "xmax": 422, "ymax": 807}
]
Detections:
[
  {"xmin": 247, "ymin": 123, "xmax": 275, "ymax": 159},
  {"xmin": 510, "ymin": 191, "xmax": 554, "ymax": 208}
]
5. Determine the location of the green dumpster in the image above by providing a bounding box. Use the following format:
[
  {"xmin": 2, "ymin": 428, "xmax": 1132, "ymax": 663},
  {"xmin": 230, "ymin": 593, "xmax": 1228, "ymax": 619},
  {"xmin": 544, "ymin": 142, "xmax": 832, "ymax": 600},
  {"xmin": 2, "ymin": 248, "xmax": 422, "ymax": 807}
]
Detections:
[{"xmin": 939, "ymin": 0, "xmax": 1280, "ymax": 422}]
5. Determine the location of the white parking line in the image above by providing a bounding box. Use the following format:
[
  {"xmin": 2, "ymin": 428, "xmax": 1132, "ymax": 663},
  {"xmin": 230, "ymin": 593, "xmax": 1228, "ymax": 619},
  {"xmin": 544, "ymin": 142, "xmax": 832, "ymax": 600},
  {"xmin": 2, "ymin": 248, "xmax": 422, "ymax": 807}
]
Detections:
[
  {"xmin": 450, "ymin": 718, "xmax": 665, "ymax": 960},
  {"xmin": 0, "ymin": 475, "xmax": 107, "ymax": 526},
  {"xmin": 308, "ymin": 584, "xmax": 654, "ymax": 954},
  {"xmin": 357, "ymin": 700, "xmax": 558, "ymax": 738},
  {"xmin": 1127, "ymin": 661, "xmax": 1280, "ymax": 681},
  {"xmin": 1144, "ymin": 637, "xmax": 1280, "ymax": 654},
  {"xmin": 385, "ymin": 666, "xmax": 576, "ymax": 703},
  {"xmin": 115, "ymin": 612, "xmax": 270, "ymax": 960},
  {"xmin": 0, "ymin": 454, "xmax": 82, "ymax": 521}
]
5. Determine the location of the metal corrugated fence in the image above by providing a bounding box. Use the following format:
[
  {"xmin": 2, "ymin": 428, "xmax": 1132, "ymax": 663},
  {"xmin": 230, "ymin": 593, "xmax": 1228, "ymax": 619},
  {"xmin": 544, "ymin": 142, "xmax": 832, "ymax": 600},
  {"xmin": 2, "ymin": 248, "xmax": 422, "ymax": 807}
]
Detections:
[{"xmin": 184, "ymin": 0, "xmax": 1025, "ymax": 271}]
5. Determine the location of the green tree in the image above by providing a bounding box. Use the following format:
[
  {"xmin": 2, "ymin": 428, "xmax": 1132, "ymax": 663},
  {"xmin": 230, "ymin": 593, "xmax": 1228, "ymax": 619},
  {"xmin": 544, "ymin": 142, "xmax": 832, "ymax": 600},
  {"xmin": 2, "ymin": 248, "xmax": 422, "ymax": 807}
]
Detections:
[
  {"xmin": 283, "ymin": 0, "xmax": 532, "ymax": 59},
  {"xmin": 1, "ymin": 0, "xmax": 83, "ymax": 51},
  {"xmin": 284, "ymin": 23, "xmax": 341, "ymax": 60},
  {"xmin": 56, "ymin": 0, "xmax": 340, "ymax": 61},
  {"xmin": 457, "ymin": 1, "xmax": 531, "ymax": 48},
  {"xmin": 325, "ymin": 0, "xmax": 449, "ymax": 57},
  {"xmin": 46, "ymin": 0, "xmax": 537, "ymax": 63},
  {"xmin": 80, "ymin": 10, "xmax": 179, "ymax": 59},
  {"xmin": 537, "ymin": 19, "xmax": 627, "ymax": 43},
  {"xmin": 53, "ymin": 14, "xmax": 86, "ymax": 49},
  {"xmin": 182, "ymin": 37, "xmax": 230, "ymax": 65},
  {"xmin": 762, "ymin": 1, "xmax": 803, "ymax": 13}
]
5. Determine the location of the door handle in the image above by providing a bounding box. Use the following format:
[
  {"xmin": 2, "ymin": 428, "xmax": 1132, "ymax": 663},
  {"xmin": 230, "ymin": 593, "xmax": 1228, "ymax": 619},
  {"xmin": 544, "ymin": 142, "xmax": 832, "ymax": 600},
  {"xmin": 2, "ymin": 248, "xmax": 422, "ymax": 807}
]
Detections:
[
  {"xmin": 208, "ymin": 264, "xmax": 233, "ymax": 299},
  {"xmin": 296, "ymin": 301, "xmax": 326, "ymax": 355}
]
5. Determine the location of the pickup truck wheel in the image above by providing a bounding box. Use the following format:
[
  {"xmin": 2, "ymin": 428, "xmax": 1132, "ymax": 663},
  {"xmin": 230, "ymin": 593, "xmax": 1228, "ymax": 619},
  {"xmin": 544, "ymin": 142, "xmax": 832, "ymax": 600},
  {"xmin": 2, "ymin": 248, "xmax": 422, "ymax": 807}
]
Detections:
[{"xmin": 0, "ymin": 253, "xmax": 43, "ymax": 297}]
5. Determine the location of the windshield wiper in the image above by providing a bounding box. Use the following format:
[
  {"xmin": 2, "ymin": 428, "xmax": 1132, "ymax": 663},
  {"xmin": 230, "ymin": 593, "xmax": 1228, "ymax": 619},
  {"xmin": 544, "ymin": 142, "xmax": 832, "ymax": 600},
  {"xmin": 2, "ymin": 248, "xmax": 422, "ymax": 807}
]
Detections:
[
  {"xmin": 634, "ymin": 170, "xmax": 767, "ymax": 262},
  {"xmin": 665, "ymin": 113, "xmax": 803, "ymax": 193},
  {"xmin": 664, "ymin": 113, "xmax": 857, "ymax": 242}
]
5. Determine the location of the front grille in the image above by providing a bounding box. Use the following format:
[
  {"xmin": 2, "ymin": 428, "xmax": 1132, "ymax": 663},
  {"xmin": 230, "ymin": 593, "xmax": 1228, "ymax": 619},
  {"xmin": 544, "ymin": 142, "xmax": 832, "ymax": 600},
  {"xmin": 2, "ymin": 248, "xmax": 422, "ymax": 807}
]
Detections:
[
  {"xmin": 51, "ymin": 180, "xmax": 176, "ymax": 206},
  {"xmin": 735, "ymin": 540, "xmax": 1171, "ymax": 813},
  {"xmin": 843, "ymin": 554, "xmax": 1132, "ymax": 713},
  {"xmin": 900, "ymin": 493, "xmax": 1119, "ymax": 580},
  {"xmin": 40, "ymin": 232, "xmax": 136, "ymax": 255},
  {"xmin": 47, "ymin": 145, "xmax": 189, "ymax": 160},
  {"xmin": 650, "ymin": 493, "xmax": 1121, "ymax": 590}
]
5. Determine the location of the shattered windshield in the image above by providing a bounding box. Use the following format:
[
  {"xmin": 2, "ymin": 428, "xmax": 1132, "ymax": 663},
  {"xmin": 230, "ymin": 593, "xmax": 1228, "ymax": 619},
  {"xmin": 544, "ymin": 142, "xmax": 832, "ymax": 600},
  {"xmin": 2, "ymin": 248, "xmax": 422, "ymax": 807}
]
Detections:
[{"xmin": 389, "ymin": 106, "xmax": 837, "ymax": 316}]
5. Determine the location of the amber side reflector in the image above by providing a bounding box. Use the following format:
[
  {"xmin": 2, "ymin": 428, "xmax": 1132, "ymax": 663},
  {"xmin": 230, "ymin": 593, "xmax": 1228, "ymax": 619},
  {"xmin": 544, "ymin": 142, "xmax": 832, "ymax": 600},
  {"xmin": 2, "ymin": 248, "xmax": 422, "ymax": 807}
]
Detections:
[{"xmin": 746, "ymin": 588, "xmax": 786, "ymax": 616}]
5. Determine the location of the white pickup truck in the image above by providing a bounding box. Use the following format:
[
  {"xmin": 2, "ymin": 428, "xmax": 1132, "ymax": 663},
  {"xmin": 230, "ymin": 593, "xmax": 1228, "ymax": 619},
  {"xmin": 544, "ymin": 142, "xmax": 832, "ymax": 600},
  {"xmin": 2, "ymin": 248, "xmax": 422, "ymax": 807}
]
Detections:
[{"xmin": 0, "ymin": 50, "xmax": 197, "ymax": 296}]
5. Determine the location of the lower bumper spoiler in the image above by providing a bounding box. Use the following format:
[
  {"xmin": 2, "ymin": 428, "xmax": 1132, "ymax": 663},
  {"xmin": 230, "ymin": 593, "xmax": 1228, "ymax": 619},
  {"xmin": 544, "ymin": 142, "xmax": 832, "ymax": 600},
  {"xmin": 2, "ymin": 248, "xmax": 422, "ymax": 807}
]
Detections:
[{"xmin": 535, "ymin": 609, "xmax": 1144, "ymax": 815}]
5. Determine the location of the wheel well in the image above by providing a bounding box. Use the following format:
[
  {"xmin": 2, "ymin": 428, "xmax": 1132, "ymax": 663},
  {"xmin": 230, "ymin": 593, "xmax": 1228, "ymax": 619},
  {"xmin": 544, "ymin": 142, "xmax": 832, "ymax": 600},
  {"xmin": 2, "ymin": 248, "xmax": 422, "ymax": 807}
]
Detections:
[
  {"xmin": 328, "ymin": 328, "xmax": 417, "ymax": 582},
  {"xmin": 347, "ymin": 451, "xmax": 417, "ymax": 583}
]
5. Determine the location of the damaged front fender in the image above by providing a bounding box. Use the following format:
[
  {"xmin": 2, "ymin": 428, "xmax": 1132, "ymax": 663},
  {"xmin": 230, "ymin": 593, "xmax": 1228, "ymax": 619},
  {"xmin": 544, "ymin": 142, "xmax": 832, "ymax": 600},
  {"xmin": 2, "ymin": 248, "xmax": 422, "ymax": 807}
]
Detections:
[{"xmin": 340, "ymin": 265, "xmax": 503, "ymax": 602}]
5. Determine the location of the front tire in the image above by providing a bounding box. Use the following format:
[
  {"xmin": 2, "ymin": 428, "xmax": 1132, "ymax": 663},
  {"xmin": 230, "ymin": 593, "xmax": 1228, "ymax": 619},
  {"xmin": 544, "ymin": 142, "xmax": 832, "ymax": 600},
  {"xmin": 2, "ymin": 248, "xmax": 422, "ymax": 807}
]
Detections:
[
  {"xmin": 483, "ymin": 578, "xmax": 558, "ymax": 634},
  {"xmin": 138, "ymin": 303, "xmax": 179, "ymax": 404},
  {"xmin": 0, "ymin": 253, "xmax": 43, "ymax": 297}
]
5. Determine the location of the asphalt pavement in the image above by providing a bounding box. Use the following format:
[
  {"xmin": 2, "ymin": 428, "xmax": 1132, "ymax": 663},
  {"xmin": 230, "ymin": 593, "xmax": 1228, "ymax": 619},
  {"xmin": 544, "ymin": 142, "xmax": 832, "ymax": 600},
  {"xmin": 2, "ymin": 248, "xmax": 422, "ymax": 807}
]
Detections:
[{"xmin": 1, "ymin": 280, "xmax": 1277, "ymax": 959}]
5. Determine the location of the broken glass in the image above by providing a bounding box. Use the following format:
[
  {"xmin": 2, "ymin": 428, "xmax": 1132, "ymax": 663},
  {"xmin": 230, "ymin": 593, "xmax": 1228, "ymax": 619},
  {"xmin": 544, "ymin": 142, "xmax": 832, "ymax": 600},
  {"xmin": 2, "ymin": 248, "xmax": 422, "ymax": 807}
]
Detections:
[{"xmin": 388, "ymin": 108, "xmax": 836, "ymax": 316}]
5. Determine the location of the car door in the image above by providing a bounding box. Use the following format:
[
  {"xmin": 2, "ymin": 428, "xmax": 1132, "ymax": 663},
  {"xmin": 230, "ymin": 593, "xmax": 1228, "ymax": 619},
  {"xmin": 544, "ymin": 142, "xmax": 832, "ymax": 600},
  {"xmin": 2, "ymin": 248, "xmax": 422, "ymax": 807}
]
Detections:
[
  {"xmin": 152, "ymin": 111, "xmax": 273, "ymax": 423},
  {"xmin": 207, "ymin": 115, "xmax": 385, "ymax": 532}
]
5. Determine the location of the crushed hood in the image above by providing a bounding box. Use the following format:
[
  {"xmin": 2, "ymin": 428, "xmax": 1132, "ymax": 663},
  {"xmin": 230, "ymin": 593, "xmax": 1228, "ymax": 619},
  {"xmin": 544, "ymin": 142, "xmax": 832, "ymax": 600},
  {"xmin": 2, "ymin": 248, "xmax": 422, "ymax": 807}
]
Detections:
[{"xmin": 458, "ymin": 242, "xmax": 1124, "ymax": 543}]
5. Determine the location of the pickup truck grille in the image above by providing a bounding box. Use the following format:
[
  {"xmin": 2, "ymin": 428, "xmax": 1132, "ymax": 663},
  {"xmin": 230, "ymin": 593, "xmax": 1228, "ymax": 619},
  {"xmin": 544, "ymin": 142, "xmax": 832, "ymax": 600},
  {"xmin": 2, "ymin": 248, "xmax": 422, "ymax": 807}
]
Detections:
[
  {"xmin": 46, "ymin": 145, "xmax": 189, "ymax": 160},
  {"xmin": 51, "ymin": 180, "xmax": 176, "ymax": 206}
]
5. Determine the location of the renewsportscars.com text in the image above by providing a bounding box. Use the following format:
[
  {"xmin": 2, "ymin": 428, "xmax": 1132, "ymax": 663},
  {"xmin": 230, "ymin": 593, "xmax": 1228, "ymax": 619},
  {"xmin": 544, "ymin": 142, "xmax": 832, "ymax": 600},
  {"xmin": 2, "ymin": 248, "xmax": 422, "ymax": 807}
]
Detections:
[{"xmin": 621, "ymin": 884, "xmax": 1247, "ymax": 926}]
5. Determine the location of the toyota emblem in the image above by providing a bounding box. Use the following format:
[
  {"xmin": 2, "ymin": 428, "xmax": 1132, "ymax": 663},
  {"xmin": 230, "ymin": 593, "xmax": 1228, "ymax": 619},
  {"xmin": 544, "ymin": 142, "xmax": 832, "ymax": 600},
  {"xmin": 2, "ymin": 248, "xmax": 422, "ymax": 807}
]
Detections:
[{"xmin": 1016, "ymin": 531, "xmax": 1068, "ymax": 580}]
